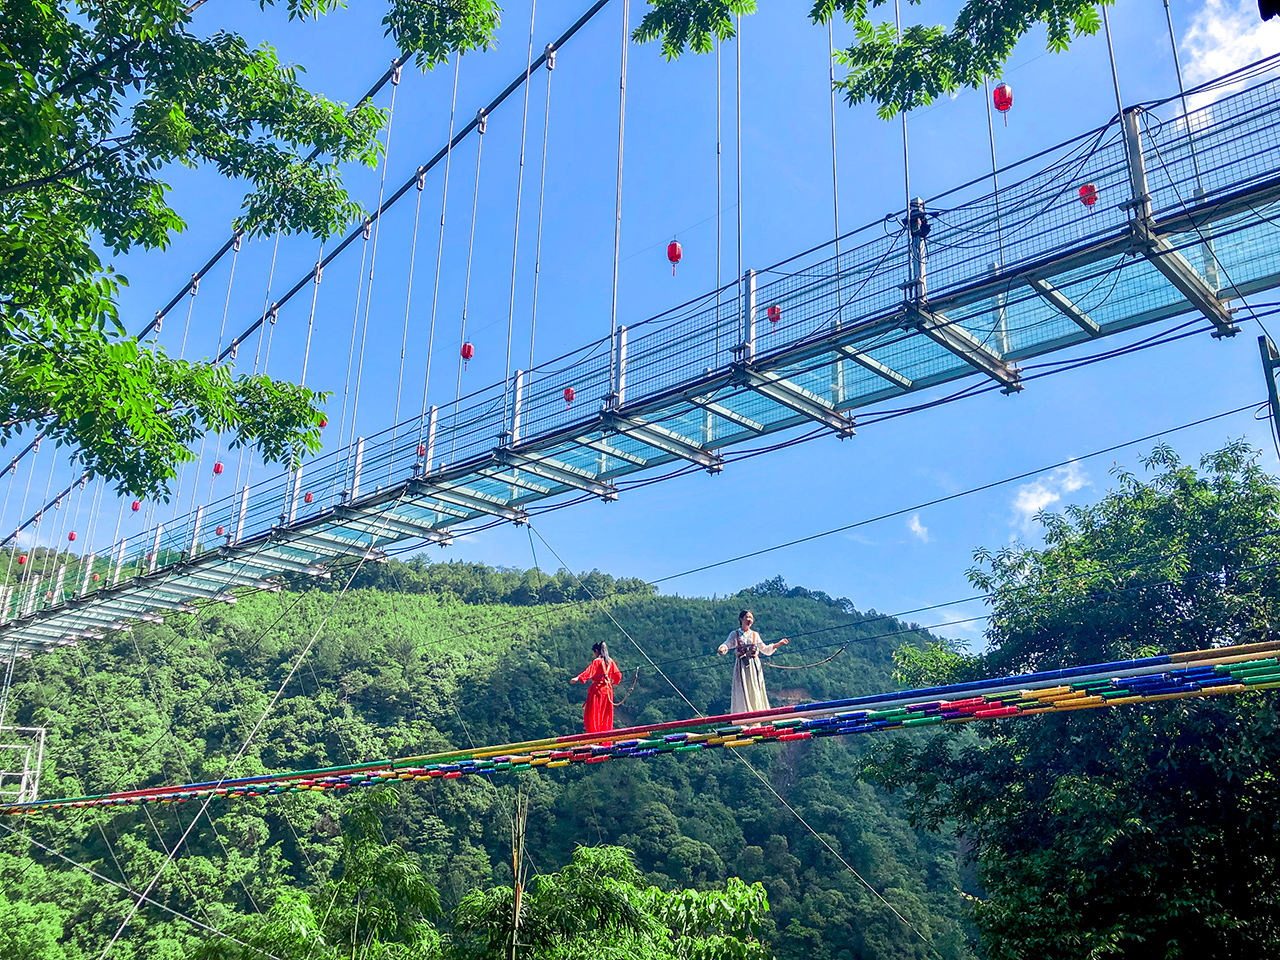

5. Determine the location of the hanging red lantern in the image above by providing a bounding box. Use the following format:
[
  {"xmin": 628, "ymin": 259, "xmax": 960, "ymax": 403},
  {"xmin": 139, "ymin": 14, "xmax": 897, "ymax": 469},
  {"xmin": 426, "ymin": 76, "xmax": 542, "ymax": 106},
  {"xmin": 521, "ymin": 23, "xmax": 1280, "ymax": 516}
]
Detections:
[
  {"xmin": 215, "ymin": 525, "xmax": 225, "ymax": 537},
  {"xmin": 564, "ymin": 386, "xmax": 576, "ymax": 406},
  {"xmin": 667, "ymin": 239, "xmax": 682, "ymax": 276},
  {"xmin": 131, "ymin": 500, "xmax": 141, "ymax": 512},
  {"xmin": 68, "ymin": 531, "xmax": 76, "ymax": 542},
  {"xmin": 319, "ymin": 418, "xmax": 327, "ymax": 429},
  {"xmin": 17, "ymin": 555, "xmax": 26, "ymax": 566},
  {"xmin": 303, "ymin": 492, "xmax": 314, "ymax": 504},
  {"xmin": 461, "ymin": 342, "xmax": 474, "ymax": 369},
  {"xmin": 993, "ymin": 83, "xmax": 1013, "ymax": 124},
  {"xmin": 417, "ymin": 444, "xmax": 427, "ymax": 457},
  {"xmin": 93, "ymin": 573, "xmax": 100, "ymax": 582},
  {"xmin": 213, "ymin": 461, "xmax": 224, "ymax": 475},
  {"xmin": 767, "ymin": 304, "xmax": 781, "ymax": 325},
  {"xmin": 1079, "ymin": 183, "xmax": 1098, "ymax": 207}
]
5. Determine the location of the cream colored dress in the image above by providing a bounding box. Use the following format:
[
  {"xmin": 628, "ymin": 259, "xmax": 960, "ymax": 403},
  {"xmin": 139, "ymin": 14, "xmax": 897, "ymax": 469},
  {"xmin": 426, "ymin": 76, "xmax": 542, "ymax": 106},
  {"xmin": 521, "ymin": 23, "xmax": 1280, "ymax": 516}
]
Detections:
[{"xmin": 720, "ymin": 628, "xmax": 780, "ymax": 715}]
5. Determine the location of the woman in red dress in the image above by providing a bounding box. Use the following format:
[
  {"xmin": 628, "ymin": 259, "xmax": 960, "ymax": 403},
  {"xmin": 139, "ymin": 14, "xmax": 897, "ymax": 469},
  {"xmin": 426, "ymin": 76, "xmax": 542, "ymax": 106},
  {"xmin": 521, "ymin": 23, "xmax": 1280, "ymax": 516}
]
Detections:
[{"xmin": 573, "ymin": 641, "xmax": 622, "ymax": 734}]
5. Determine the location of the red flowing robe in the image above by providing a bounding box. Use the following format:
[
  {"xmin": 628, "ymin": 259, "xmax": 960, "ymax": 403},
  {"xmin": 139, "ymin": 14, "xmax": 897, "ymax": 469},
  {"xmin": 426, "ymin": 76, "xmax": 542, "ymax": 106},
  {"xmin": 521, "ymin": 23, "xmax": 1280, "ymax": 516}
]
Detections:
[{"xmin": 576, "ymin": 657, "xmax": 622, "ymax": 733}]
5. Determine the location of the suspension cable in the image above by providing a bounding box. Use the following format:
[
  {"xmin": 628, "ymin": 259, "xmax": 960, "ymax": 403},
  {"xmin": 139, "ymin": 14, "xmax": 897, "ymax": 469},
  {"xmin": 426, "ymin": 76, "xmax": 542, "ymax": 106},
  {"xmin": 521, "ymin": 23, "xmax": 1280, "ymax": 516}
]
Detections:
[
  {"xmin": 450, "ymin": 115, "xmax": 488, "ymax": 464},
  {"xmin": 984, "ymin": 77, "xmax": 1005, "ymax": 268},
  {"xmin": 348, "ymin": 64, "xmax": 403, "ymax": 459},
  {"xmin": 608, "ymin": 0, "xmax": 630, "ymax": 403},
  {"xmin": 715, "ymin": 36, "xmax": 723, "ymax": 365},
  {"xmin": 735, "ymin": 14, "xmax": 743, "ymax": 332},
  {"xmin": 828, "ymin": 20, "xmax": 842, "ymax": 325},
  {"xmin": 503, "ymin": 0, "xmax": 539, "ymax": 438},
  {"xmin": 528, "ymin": 43, "xmax": 555, "ymax": 379},
  {"xmin": 417, "ymin": 58, "xmax": 463, "ymax": 465}
]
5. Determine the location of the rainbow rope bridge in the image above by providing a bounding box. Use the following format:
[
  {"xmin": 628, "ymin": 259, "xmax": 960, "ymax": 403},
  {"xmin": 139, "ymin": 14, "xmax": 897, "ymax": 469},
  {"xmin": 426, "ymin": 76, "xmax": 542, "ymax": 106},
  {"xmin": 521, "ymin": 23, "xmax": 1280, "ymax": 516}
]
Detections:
[{"xmin": 5, "ymin": 639, "xmax": 1278, "ymax": 816}]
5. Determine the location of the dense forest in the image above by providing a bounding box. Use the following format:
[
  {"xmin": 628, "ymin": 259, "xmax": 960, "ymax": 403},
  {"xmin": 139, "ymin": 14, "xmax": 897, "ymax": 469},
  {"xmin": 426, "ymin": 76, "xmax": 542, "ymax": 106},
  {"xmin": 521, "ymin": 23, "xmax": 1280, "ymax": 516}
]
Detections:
[
  {"xmin": 0, "ymin": 559, "xmax": 973, "ymax": 959},
  {"xmin": 7, "ymin": 443, "xmax": 1280, "ymax": 960}
]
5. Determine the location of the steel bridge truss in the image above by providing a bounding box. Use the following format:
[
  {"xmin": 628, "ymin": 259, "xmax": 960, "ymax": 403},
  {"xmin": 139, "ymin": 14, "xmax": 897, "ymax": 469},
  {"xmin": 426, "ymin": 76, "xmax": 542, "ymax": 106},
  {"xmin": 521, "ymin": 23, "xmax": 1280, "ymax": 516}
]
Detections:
[{"xmin": 4, "ymin": 74, "xmax": 1280, "ymax": 657}]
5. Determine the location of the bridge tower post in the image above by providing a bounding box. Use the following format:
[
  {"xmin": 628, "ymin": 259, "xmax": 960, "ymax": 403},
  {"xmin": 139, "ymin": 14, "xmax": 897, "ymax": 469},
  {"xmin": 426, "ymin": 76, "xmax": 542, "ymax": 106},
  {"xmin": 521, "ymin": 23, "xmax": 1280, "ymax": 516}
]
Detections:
[
  {"xmin": 1122, "ymin": 107, "xmax": 1237, "ymax": 337},
  {"xmin": 907, "ymin": 198, "xmax": 928, "ymax": 303},
  {"xmin": 735, "ymin": 270, "xmax": 756, "ymax": 362},
  {"xmin": 1260, "ymin": 336, "xmax": 1280, "ymax": 441}
]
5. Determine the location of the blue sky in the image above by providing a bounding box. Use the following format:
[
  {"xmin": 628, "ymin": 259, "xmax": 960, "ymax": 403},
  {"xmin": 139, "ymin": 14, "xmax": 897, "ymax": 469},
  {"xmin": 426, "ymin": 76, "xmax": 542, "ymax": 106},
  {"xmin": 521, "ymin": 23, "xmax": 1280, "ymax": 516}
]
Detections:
[{"xmin": 9, "ymin": 0, "xmax": 1280, "ymax": 648}]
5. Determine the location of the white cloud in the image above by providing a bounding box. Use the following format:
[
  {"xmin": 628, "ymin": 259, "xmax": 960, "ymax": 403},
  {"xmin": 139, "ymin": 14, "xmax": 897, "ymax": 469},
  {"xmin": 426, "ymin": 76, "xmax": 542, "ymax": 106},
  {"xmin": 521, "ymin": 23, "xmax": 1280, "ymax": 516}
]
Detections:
[
  {"xmin": 907, "ymin": 513, "xmax": 930, "ymax": 543},
  {"xmin": 1011, "ymin": 462, "xmax": 1089, "ymax": 532},
  {"xmin": 1183, "ymin": 0, "xmax": 1280, "ymax": 100}
]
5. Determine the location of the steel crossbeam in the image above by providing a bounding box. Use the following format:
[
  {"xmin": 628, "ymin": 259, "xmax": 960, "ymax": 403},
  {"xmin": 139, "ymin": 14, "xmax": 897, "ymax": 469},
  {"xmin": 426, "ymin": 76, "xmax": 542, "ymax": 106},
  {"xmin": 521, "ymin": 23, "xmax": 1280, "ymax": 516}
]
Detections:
[
  {"xmin": 732, "ymin": 364, "xmax": 857, "ymax": 437},
  {"xmin": 333, "ymin": 507, "xmax": 454, "ymax": 545},
  {"xmin": 498, "ymin": 450, "xmax": 618, "ymax": 501},
  {"xmin": 837, "ymin": 345, "xmax": 914, "ymax": 390},
  {"xmin": 408, "ymin": 481, "xmax": 529, "ymax": 523},
  {"xmin": 605, "ymin": 414, "xmax": 724, "ymax": 472},
  {"xmin": 1029, "ymin": 278, "xmax": 1102, "ymax": 337},
  {"xmin": 911, "ymin": 306, "xmax": 1023, "ymax": 393}
]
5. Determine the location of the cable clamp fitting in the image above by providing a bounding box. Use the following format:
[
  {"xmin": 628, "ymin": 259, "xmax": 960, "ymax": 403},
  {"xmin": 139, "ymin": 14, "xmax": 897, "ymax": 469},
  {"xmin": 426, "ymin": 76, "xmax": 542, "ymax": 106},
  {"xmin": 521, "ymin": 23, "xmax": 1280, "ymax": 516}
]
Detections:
[
  {"xmin": 392, "ymin": 62, "xmax": 402, "ymax": 85},
  {"xmin": 545, "ymin": 43, "xmax": 556, "ymax": 69},
  {"xmin": 416, "ymin": 166, "xmax": 427, "ymax": 191},
  {"xmin": 477, "ymin": 109, "xmax": 488, "ymax": 135}
]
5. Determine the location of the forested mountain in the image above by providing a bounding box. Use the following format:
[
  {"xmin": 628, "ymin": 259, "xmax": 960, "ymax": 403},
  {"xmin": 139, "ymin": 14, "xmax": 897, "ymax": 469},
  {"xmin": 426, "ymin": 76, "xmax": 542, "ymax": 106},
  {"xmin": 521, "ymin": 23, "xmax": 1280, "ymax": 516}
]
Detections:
[{"xmin": 0, "ymin": 560, "xmax": 974, "ymax": 959}]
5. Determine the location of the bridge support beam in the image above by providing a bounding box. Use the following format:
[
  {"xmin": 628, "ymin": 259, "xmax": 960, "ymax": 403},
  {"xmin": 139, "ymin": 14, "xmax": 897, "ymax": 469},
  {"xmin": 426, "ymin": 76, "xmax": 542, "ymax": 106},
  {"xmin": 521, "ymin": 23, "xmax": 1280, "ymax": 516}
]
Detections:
[
  {"xmin": 836, "ymin": 345, "xmax": 913, "ymax": 391},
  {"xmin": 606, "ymin": 414, "xmax": 724, "ymax": 473},
  {"xmin": 498, "ymin": 451, "xmax": 618, "ymax": 501},
  {"xmin": 1123, "ymin": 108, "xmax": 1238, "ymax": 339},
  {"xmin": 912, "ymin": 306, "xmax": 1023, "ymax": 393},
  {"xmin": 732, "ymin": 364, "xmax": 856, "ymax": 437},
  {"xmin": 1029, "ymin": 278, "xmax": 1101, "ymax": 337},
  {"xmin": 409, "ymin": 482, "xmax": 529, "ymax": 524},
  {"xmin": 687, "ymin": 395, "xmax": 765, "ymax": 435},
  {"xmin": 334, "ymin": 507, "xmax": 454, "ymax": 545}
]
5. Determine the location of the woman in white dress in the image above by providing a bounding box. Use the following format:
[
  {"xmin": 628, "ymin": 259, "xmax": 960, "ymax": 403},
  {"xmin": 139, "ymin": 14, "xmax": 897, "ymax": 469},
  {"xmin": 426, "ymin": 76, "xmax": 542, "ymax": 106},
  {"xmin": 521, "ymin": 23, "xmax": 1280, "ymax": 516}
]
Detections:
[{"xmin": 717, "ymin": 609, "xmax": 789, "ymax": 715}]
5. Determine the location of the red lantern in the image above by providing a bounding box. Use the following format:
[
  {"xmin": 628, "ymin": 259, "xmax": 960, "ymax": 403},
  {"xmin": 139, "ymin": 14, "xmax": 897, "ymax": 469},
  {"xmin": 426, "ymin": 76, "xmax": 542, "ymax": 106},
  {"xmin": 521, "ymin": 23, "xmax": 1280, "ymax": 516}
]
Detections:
[
  {"xmin": 564, "ymin": 386, "xmax": 576, "ymax": 406},
  {"xmin": 68, "ymin": 531, "xmax": 76, "ymax": 542},
  {"xmin": 319, "ymin": 418, "xmax": 327, "ymax": 428},
  {"xmin": 667, "ymin": 239, "xmax": 682, "ymax": 276},
  {"xmin": 93, "ymin": 573, "xmax": 100, "ymax": 582},
  {"xmin": 303, "ymin": 492, "xmax": 314, "ymax": 504},
  {"xmin": 767, "ymin": 304, "xmax": 781, "ymax": 325},
  {"xmin": 17, "ymin": 555, "xmax": 26, "ymax": 566},
  {"xmin": 216, "ymin": 525, "xmax": 225, "ymax": 537},
  {"xmin": 461, "ymin": 342, "xmax": 474, "ymax": 369},
  {"xmin": 1079, "ymin": 183, "xmax": 1098, "ymax": 207},
  {"xmin": 993, "ymin": 83, "xmax": 1013, "ymax": 125},
  {"xmin": 417, "ymin": 444, "xmax": 427, "ymax": 456},
  {"xmin": 131, "ymin": 500, "xmax": 141, "ymax": 512},
  {"xmin": 213, "ymin": 461, "xmax": 224, "ymax": 475}
]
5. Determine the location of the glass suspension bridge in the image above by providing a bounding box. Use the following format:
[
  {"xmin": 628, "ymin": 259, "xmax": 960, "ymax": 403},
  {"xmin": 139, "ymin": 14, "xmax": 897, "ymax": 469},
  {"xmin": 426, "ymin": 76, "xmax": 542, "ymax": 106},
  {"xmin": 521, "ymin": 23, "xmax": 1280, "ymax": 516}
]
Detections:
[{"xmin": 3, "ymin": 66, "xmax": 1280, "ymax": 660}]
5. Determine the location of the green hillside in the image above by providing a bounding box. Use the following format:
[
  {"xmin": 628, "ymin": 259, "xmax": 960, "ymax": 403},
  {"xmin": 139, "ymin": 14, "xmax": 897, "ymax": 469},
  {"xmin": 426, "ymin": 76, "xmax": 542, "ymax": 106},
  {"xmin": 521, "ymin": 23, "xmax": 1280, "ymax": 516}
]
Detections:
[{"xmin": 0, "ymin": 560, "xmax": 974, "ymax": 959}]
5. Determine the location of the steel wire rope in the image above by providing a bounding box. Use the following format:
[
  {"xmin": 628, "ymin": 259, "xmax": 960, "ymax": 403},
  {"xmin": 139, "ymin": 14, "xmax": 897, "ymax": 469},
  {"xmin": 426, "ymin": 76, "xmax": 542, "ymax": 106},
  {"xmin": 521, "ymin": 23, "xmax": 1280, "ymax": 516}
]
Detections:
[
  {"xmin": 828, "ymin": 19, "xmax": 843, "ymax": 341},
  {"xmin": 604, "ymin": 0, "xmax": 631, "ymax": 404},
  {"xmin": 239, "ymin": 232, "xmax": 286, "ymax": 498},
  {"xmin": 116, "ymin": 615, "xmax": 267, "ymax": 915},
  {"xmin": 65, "ymin": 639, "xmax": 257, "ymax": 921},
  {"xmin": 393, "ymin": 164, "xmax": 428, "ymax": 477},
  {"xmin": 419, "ymin": 57, "xmax": 462, "ymax": 458},
  {"xmin": 348, "ymin": 66, "xmax": 403, "ymax": 480},
  {"xmin": 527, "ymin": 41, "xmax": 555, "ymax": 381},
  {"xmin": 0, "ymin": 822, "xmax": 283, "ymax": 959},
  {"xmin": 501, "ymin": 0, "xmax": 539, "ymax": 439},
  {"xmin": 716, "ymin": 36, "xmax": 723, "ymax": 366},
  {"xmin": 96, "ymin": 485, "xmax": 416, "ymax": 959},
  {"xmin": 526, "ymin": 523, "xmax": 939, "ymax": 955},
  {"xmin": 734, "ymin": 12, "xmax": 743, "ymax": 355},
  {"xmin": 334, "ymin": 220, "xmax": 375, "ymax": 502},
  {"xmin": 449, "ymin": 118, "xmax": 488, "ymax": 465},
  {"xmin": 212, "ymin": 0, "xmax": 615, "ymax": 372}
]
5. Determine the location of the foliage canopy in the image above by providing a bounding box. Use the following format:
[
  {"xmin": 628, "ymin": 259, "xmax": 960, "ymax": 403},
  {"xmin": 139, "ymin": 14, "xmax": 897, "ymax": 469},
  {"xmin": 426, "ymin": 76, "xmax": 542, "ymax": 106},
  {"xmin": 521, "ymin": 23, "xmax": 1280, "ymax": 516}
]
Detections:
[{"xmin": 0, "ymin": 0, "xmax": 500, "ymax": 497}]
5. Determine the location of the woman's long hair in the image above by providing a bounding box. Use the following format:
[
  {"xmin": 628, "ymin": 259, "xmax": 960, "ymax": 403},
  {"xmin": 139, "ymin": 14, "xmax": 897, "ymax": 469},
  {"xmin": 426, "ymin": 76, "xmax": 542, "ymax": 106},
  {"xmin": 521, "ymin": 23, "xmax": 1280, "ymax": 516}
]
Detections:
[{"xmin": 592, "ymin": 641, "xmax": 611, "ymax": 665}]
